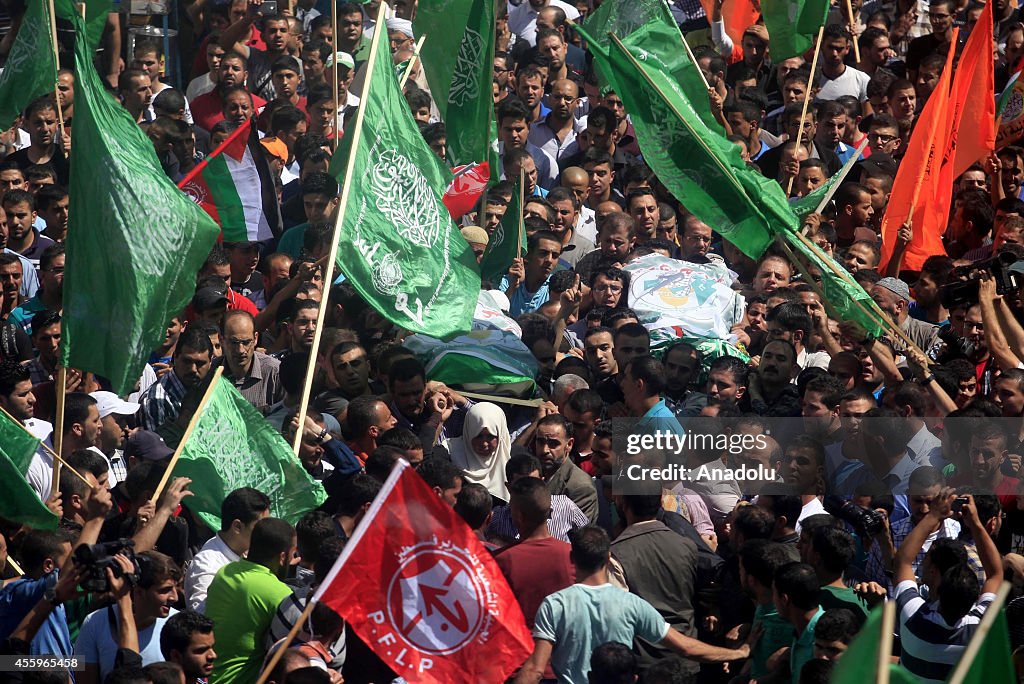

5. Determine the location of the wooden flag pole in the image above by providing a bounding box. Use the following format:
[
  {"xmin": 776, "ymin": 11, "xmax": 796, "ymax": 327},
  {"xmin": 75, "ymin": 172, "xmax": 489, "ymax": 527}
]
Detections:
[
  {"xmin": 517, "ymin": 167, "xmax": 525, "ymax": 257},
  {"xmin": 681, "ymin": 32, "xmax": 711, "ymax": 91},
  {"xmin": 5, "ymin": 555, "xmax": 24, "ymax": 577},
  {"xmin": 787, "ymin": 25, "xmax": 825, "ymax": 198},
  {"xmin": 292, "ymin": 2, "xmax": 390, "ymax": 456},
  {"xmin": 399, "ymin": 34, "xmax": 427, "ymax": 90},
  {"xmin": 846, "ymin": 0, "xmax": 861, "ymax": 63},
  {"xmin": 331, "ymin": 0, "xmax": 339, "ymax": 144},
  {"xmin": 46, "ymin": 0, "xmax": 67, "ymax": 143},
  {"xmin": 50, "ymin": 367, "xmax": 67, "ymax": 496},
  {"xmin": 876, "ymin": 601, "xmax": 896, "ymax": 684},
  {"xmin": 148, "ymin": 366, "xmax": 223, "ymax": 505},
  {"xmin": 948, "ymin": 581, "xmax": 1012, "ymax": 684},
  {"xmin": 254, "ymin": 599, "xmax": 323, "ymax": 684}
]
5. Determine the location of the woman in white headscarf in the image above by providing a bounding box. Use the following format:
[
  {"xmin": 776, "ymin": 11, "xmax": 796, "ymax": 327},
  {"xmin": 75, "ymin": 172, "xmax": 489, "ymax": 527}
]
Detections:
[{"xmin": 443, "ymin": 402, "xmax": 512, "ymax": 501}]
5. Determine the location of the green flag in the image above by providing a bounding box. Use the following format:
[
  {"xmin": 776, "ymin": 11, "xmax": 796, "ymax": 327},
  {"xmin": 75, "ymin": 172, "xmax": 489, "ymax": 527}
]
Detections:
[
  {"xmin": 0, "ymin": 0, "xmax": 59, "ymax": 131},
  {"xmin": 0, "ymin": 412, "xmax": 58, "ymax": 530},
  {"xmin": 761, "ymin": 0, "xmax": 830, "ymax": 62},
  {"xmin": 61, "ymin": 12, "xmax": 220, "ymax": 395},
  {"xmin": 480, "ymin": 177, "xmax": 524, "ymax": 284},
  {"xmin": 948, "ymin": 606, "xmax": 1015, "ymax": 684},
  {"xmin": 831, "ymin": 606, "xmax": 920, "ymax": 683},
  {"xmin": 172, "ymin": 375, "xmax": 326, "ymax": 531},
  {"xmin": 601, "ymin": 34, "xmax": 775, "ymax": 259},
  {"xmin": 415, "ymin": 0, "xmax": 496, "ymax": 167},
  {"xmin": 329, "ymin": 16, "xmax": 480, "ymax": 338}
]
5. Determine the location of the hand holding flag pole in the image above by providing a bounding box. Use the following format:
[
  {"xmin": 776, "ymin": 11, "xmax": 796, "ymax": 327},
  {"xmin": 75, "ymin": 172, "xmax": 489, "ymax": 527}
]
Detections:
[
  {"xmin": 292, "ymin": 1, "xmax": 390, "ymax": 456},
  {"xmin": 846, "ymin": 0, "xmax": 861, "ymax": 63},
  {"xmin": 400, "ymin": 35, "xmax": 428, "ymax": 90},
  {"xmin": 787, "ymin": 26, "xmax": 825, "ymax": 199},
  {"xmin": 148, "ymin": 366, "xmax": 224, "ymax": 505}
]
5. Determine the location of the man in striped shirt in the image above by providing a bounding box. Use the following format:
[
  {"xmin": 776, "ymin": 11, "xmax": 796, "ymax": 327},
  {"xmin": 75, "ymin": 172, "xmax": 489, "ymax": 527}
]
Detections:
[{"xmin": 894, "ymin": 489, "xmax": 1003, "ymax": 683}]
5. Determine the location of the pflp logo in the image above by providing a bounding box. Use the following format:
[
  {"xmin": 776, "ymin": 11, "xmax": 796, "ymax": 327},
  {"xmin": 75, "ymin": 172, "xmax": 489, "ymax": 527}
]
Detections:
[
  {"xmin": 180, "ymin": 180, "xmax": 208, "ymax": 206},
  {"xmin": 386, "ymin": 541, "xmax": 495, "ymax": 655}
]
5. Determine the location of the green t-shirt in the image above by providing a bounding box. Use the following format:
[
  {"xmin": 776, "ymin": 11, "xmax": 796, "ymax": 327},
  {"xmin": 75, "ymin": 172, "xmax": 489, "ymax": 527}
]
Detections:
[
  {"xmin": 790, "ymin": 606, "xmax": 825, "ymax": 684},
  {"xmin": 277, "ymin": 222, "xmax": 309, "ymax": 259},
  {"xmin": 206, "ymin": 559, "xmax": 293, "ymax": 684},
  {"xmin": 751, "ymin": 602, "xmax": 795, "ymax": 679},
  {"xmin": 818, "ymin": 584, "xmax": 870, "ymax": 627}
]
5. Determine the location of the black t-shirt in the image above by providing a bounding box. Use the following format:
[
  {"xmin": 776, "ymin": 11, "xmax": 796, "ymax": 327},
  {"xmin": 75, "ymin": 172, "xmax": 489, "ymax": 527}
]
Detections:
[{"xmin": 6, "ymin": 147, "xmax": 70, "ymax": 186}]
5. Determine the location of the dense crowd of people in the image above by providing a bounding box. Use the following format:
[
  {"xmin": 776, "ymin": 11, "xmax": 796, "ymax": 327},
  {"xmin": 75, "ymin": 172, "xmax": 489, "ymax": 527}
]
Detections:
[{"xmin": 2, "ymin": 0, "xmax": 1024, "ymax": 682}]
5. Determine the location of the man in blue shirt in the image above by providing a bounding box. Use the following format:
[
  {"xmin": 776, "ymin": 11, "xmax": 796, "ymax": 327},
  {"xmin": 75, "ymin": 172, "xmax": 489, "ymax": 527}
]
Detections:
[
  {"xmin": 500, "ymin": 231, "xmax": 562, "ymax": 317},
  {"xmin": 0, "ymin": 529, "xmax": 75, "ymax": 657}
]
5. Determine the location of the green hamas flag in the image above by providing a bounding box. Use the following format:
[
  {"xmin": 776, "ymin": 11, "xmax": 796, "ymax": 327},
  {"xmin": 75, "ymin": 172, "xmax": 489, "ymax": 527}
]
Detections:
[
  {"xmin": 0, "ymin": 412, "xmax": 57, "ymax": 530},
  {"xmin": 480, "ymin": 177, "xmax": 524, "ymax": 284},
  {"xmin": 61, "ymin": 12, "xmax": 219, "ymax": 395},
  {"xmin": 172, "ymin": 375, "xmax": 326, "ymax": 531},
  {"xmin": 762, "ymin": 0, "xmax": 830, "ymax": 61},
  {"xmin": 0, "ymin": 0, "xmax": 59, "ymax": 131},
  {"xmin": 415, "ymin": 0, "xmax": 496, "ymax": 167},
  {"xmin": 574, "ymin": 0, "xmax": 689, "ymax": 118},
  {"xmin": 601, "ymin": 35, "xmax": 775, "ymax": 259},
  {"xmin": 329, "ymin": 16, "xmax": 480, "ymax": 338}
]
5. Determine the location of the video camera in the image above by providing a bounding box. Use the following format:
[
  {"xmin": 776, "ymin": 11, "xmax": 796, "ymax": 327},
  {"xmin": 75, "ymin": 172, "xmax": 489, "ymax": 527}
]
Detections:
[
  {"xmin": 939, "ymin": 251, "xmax": 1020, "ymax": 309},
  {"xmin": 824, "ymin": 496, "xmax": 886, "ymax": 538},
  {"xmin": 73, "ymin": 539, "xmax": 146, "ymax": 593}
]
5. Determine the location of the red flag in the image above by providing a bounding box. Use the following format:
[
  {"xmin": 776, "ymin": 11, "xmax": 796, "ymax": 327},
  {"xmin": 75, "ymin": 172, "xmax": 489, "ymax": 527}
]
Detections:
[
  {"xmin": 313, "ymin": 460, "xmax": 532, "ymax": 683},
  {"xmin": 699, "ymin": 0, "xmax": 760, "ymax": 64},
  {"xmin": 442, "ymin": 162, "xmax": 491, "ymax": 221},
  {"xmin": 950, "ymin": 1, "xmax": 995, "ymax": 179},
  {"xmin": 880, "ymin": 31, "xmax": 958, "ymax": 272}
]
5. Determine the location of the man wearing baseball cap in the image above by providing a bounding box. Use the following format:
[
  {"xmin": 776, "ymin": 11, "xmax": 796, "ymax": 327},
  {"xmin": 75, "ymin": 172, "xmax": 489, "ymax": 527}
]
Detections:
[{"xmin": 90, "ymin": 391, "xmax": 140, "ymax": 485}]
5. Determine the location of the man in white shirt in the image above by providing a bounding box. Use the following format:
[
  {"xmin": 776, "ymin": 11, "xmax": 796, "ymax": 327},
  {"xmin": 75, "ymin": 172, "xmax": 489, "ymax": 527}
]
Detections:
[
  {"xmin": 815, "ymin": 24, "xmax": 871, "ymax": 101},
  {"xmin": 0, "ymin": 359, "xmax": 53, "ymax": 499},
  {"xmin": 508, "ymin": 0, "xmax": 580, "ymax": 48},
  {"xmin": 184, "ymin": 488, "xmax": 271, "ymax": 612}
]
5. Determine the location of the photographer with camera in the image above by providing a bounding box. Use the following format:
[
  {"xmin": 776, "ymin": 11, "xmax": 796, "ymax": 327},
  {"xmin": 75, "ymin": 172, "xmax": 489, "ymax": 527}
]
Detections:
[
  {"xmin": 75, "ymin": 550, "xmax": 182, "ymax": 684},
  {"xmin": 0, "ymin": 472, "xmax": 111, "ymax": 657},
  {"xmin": 893, "ymin": 488, "xmax": 1003, "ymax": 682}
]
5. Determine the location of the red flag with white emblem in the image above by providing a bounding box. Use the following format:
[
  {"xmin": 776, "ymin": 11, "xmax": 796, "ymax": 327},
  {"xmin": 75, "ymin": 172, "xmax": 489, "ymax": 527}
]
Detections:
[
  {"xmin": 312, "ymin": 459, "xmax": 532, "ymax": 683},
  {"xmin": 442, "ymin": 162, "xmax": 491, "ymax": 221}
]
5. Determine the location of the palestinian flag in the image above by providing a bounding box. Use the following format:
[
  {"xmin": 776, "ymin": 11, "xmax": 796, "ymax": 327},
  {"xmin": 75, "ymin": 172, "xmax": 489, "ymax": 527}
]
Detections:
[{"xmin": 178, "ymin": 118, "xmax": 283, "ymax": 241}]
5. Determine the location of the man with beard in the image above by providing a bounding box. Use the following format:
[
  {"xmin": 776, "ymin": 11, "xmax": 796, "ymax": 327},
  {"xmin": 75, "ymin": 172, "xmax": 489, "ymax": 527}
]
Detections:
[
  {"xmin": 10, "ymin": 243, "xmax": 63, "ymax": 335},
  {"xmin": 161, "ymin": 611, "xmax": 219, "ymax": 684},
  {"xmin": 191, "ymin": 52, "xmax": 268, "ymax": 131},
  {"xmin": 502, "ymin": 231, "xmax": 563, "ymax": 316},
  {"xmin": 205, "ymin": 518, "xmax": 296, "ymax": 684},
  {"xmin": 138, "ymin": 326, "xmax": 215, "ymax": 430},
  {"xmin": 661, "ymin": 342, "xmax": 707, "ymax": 417},
  {"xmin": 547, "ymin": 187, "xmax": 593, "ymax": 269},
  {"xmin": 272, "ymin": 299, "xmax": 319, "ymax": 360},
  {"xmin": 76, "ymin": 551, "xmax": 182, "ymax": 682},
  {"xmin": 748, "ymin": 340, "xmax": 801, "ymax": 417}
]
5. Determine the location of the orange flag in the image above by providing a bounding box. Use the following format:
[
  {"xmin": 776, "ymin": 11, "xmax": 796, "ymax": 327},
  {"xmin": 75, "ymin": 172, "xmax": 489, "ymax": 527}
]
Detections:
[
  {"xmin": 700, "ymin": 0, "xmax": 761, "ymax": 63},
  {"xmin": 879, "ymin": 29, "xmax": 958, "ymax": 273},
  {"xmin": 950, "ymin": 0, "xmax": 996, "ymax": 178}
]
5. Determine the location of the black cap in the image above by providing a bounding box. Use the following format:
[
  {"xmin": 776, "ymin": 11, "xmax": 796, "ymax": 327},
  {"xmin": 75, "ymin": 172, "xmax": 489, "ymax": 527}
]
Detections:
[
  {"xmin": 857, "ymin": 152, "xmax": 898, "ymax": 177},
  {"xmin": 192, "ymin": 287, "xmax": 229, "ymax": 311}
]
